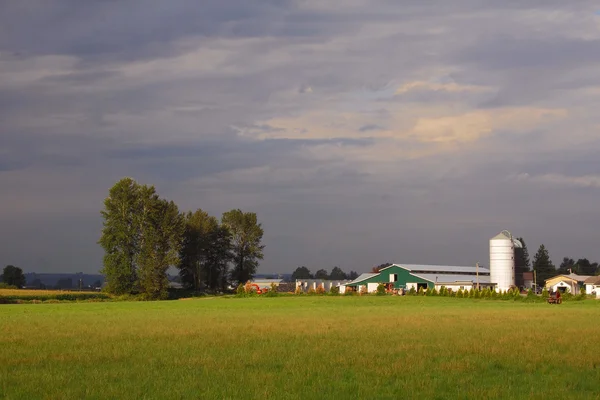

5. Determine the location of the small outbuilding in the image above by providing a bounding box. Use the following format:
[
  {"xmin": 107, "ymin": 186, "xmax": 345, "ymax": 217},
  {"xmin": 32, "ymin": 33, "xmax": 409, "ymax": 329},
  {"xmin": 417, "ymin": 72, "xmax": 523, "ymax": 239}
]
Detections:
[{"xmin": 584, "ymin": 276, "xmax": 600, "ymax": 299}]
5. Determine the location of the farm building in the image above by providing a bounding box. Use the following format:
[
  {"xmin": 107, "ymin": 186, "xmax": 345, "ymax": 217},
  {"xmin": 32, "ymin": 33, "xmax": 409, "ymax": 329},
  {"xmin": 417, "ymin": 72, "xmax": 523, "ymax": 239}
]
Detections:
[
  {"xmin": 584, "ymin": 276, "xmax": 600, "ymax": 298},
  {"xmin": 250, "ymin": 279, "xmax": 283, "ymax": 290},
  {"xmin": 544, "ymin": 274, "xmax": 590, "ymax": 294},
  {"xmin": 295, "ymin": 279, "xmax": 351, "ymax": 293},
  {"xmin": 339, "ymin": 264, "xmax": 493, "ymax": 294}
]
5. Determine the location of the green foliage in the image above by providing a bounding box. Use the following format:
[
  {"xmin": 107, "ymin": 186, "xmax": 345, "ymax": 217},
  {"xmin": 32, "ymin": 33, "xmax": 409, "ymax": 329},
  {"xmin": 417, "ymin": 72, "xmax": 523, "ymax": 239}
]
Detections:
[
  {"xmin": 408, "ymin": 287, "xmax": 416, "ymax": 296},
  {"xmin": 222, "ymin": 209, "xmax": 265, "ymax": 285},
  {"xmin": 418, "ymin": 287, "xmax": 425, "ymax": 296},
  {"xmin": 307, "ymin": 287, "xmax": 317, "ymax": 296},
  {"xmin": 292, "ymin": 266, "xmax": 313, "ymax": 280},
  {"xmin": 457, "ymin": 289, "xmax": 464, "ymax": 298},
  {"xmin": 376, "ymin": 283, "xmax": 386, "ymax": 296},
  {"xmin": 137, "ymin": 197, "xmax": 185, "ymax": 300},
  {"xmin": 264, "ymin": 283, "xmax": 279, "ymax": 297},
  {"xmin": 0, "ymin": 283, "xmax": 18, "ymax": 289},
  {"xmin": 329, "ymin": 267, "xmax": 348, "ymax": 280},
  {"xmin": 344, "ymin": 288, "xmax": 357, "ymax": 296},
  {"xmin": 329, "ymin": 286, "xmax": 340, "ymax": 296},
  {"xmin": 315, "ymin": 269, "xmax": 329, "ymax": 280},
  {"xmin": 532, "ymin": 244, "xmax": 556, "ymax": 288},
  {"xmin": 0, "ymin": 292, "xmax": 110, "ymax": 303},
  {"xmin": 430, "ymin": 288, "xmax": 438, "ymax": 296},
  {"xmin": 294, "ymin": 286, "xmax": 304, "ymax": 295},
  {"xmin": 236, "ymin": 284, "xmax": 245, "ymax": 296},
  {"xmin": 2, "ymin": 265, "xmax": 26, "ymax": 288},
  {"xmin": 179, "ymin": 209, "xmax": 232, "ymax": 292},
  {"xmin": 316, "ymin": 285, "xmax": 326, "ymax": 295},
  {"xmin": 468, "ymin": 288, "xmax": 474, "ymax": 298}
]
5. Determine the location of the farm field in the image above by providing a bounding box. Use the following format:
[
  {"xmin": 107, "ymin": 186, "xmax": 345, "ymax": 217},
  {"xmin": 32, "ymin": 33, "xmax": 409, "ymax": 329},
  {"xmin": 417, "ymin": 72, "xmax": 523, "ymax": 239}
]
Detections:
[{"xmin": 1, "ymin": 297, "xmax": 599, "ymax": 399}]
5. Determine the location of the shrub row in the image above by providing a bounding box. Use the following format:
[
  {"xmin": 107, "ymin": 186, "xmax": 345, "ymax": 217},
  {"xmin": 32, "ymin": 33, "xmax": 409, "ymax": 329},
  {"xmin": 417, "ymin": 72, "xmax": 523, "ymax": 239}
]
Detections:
[{"xmin": 0, "ymin": 292, "xmax": 111, "ymax": 303}]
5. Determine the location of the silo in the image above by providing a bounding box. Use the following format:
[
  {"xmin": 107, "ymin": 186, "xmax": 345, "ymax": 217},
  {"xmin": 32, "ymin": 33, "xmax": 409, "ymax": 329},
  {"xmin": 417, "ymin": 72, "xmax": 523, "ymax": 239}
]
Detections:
[{"xmin": 489, "ymin": 230, "xmax": 522, "ymax": 292}]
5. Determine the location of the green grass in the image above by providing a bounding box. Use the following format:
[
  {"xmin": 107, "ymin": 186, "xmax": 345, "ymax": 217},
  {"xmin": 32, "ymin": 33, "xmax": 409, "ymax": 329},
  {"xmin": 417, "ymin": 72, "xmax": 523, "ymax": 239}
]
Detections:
[{"xmin": 1, "ymin": 297, "xmax": 599, "ymax": 399}]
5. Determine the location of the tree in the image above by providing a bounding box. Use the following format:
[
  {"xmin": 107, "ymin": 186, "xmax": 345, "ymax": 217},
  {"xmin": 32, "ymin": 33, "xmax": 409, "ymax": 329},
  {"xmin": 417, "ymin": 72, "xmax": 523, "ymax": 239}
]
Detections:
[
  {"xmin": 222, "ymin": 209, "xmax": 265, "ymax": 285},
  {"xmin": 532, "ymin": 244, "xmax": 555, "ymax": 287},
  {"xmin": 371, "ymin": 263, "xmax": 392, "ymax": 273},
  {"xmin": 99, "ymin": 178, "xmax": 185, "ymax": 298},
  {"xmin": 2, "ymin": 265, "xmax": 26, "ymax": 288},
  {"xmin": 315, "ymin": 269, "xmax": 328, "ymax": 279},
  {"xmin": 348, "ymin": 271, "xmax": 359, "ymax": 280},
  {"xmin": 137, "ymin": 197, "xmax": 184, "ymax": 300},
  {"xmin": 558, "ymin": 257, "xmax": 575, "ymax": 275},
  {"xmin": 514, "ymin": 237, "xmax": 530, "ymax": 287},
  {"xmin": 574, "ymin": 259, "xmax": 597, "ymax": 276},
  {"xmin": 99, "ymin": 178, "xmax": 142, "ymax": 295},
  {"xmin": 291, "ymin": 266, "xmax": 313, "ymax": 280},
  {"xmin": 179, "ymin": 209, "xmax": 232, "ymax": 291},
  {"xmin": 328, "ymin": 266, "xmax": 347, "ymax": 280}
]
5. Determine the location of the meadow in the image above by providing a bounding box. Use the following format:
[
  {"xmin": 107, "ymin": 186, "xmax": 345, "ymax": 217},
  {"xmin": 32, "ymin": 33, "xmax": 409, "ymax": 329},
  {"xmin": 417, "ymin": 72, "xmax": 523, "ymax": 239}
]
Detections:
[{"xmin": 1, "ymin": 297, "xmax": 599, "ymax": 399}]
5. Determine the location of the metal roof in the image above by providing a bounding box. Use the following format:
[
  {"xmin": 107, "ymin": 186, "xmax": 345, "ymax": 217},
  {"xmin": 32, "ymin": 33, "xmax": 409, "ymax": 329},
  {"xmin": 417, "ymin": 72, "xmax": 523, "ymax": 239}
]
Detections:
[
  {"xmin": 388, "ymin": 264, "xmax": 490, "ymax": 274},
  {"xmin": 584, "ymin": 276, "xmax": 600, "ymax": 285},
  {"xmin": 545, "ymin": 274, "xmax": 591, "ymax": 283},
  {"xmin": 411, "ymin": 273, "xmax": 492, "ymax": 285},
  {"xmin": 343, "ymin": 273, "xmax": 378, "ymax": 286}
]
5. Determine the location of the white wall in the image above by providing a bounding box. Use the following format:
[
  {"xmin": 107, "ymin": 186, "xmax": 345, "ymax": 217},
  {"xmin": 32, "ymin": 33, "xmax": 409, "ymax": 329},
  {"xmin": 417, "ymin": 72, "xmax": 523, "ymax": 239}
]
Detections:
[
  {"xmin": 549, "ymin": 281, "xmax": 577, "ymax": 293},
  {"xmin": 367, "ymin": 283, "xmax": 379, "ymax": 293}
]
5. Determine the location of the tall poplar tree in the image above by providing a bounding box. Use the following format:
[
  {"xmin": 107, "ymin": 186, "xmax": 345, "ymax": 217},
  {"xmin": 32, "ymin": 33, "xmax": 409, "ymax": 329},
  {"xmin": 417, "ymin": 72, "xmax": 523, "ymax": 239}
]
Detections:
[
  {"xmin": 99, "ymin": 178, "xmax": 141, "ymax": 294},
  {"xmin": 137, "ymin": 197, "xmax": 184, "ymax": 299},
  {"xmin": 222, "ymin": 209, "xmax": 264, "ymax": 285}
]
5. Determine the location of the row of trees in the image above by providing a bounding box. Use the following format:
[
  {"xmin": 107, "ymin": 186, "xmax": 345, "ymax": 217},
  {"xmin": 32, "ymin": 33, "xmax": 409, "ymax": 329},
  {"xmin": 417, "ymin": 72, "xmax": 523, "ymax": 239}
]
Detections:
[
  {"xmin": 291, "ymin": 266, "xmax": 359, "ymax": 281},
  {"xmin": 510, "ymin": 237, "xmax": 598, "ymax": 287},
  {"xmin": 99, "ymin": 178, "xmax": 264, "ymax": 299}
]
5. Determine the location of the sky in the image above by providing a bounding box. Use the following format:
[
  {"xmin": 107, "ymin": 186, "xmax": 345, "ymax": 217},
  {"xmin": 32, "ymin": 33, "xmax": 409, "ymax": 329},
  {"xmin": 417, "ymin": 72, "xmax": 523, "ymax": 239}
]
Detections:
[{"xmin": 1, "ymin": 1, "xmax": 600, "ymax": 275}]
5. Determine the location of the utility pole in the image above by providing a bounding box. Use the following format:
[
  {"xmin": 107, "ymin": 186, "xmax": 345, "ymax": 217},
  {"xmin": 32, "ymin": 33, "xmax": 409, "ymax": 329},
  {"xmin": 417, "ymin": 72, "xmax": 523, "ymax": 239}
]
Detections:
[
  {"xmin": 533, "ymin": 270, "xmax": 537, "ymax": 292},
  {"xmin": 476, "ymin": 262, "xmax": 480, "ymax": 290}
]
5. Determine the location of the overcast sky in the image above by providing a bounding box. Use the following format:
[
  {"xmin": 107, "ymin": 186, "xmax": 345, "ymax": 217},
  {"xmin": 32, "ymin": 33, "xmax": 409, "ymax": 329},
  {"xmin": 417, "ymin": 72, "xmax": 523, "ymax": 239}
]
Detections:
[{"xmin": 1, "ymin": 1, "xmax": 599, "ymax": 275}]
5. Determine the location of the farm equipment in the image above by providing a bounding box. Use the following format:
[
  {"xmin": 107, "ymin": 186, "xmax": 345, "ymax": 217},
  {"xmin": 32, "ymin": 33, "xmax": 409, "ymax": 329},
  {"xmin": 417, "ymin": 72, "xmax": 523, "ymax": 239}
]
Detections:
[{"xmin": 547, "ymin": 292, "xmax": 562, "ymax": 304}]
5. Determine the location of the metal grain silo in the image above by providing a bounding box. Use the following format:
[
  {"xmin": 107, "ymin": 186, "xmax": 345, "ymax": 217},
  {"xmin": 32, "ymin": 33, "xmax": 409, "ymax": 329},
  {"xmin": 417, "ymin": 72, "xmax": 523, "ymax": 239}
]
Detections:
[{"xmin": 490, "ymin": 230, "xmax": 522, "ymax": 292}]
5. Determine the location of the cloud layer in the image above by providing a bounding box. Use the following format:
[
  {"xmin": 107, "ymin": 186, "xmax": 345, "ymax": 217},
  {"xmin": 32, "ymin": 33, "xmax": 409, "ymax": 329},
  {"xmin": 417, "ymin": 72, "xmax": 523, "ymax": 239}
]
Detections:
[{"xmin": 1, "ymin": 1, "xmax": 600, "ymax": 273}]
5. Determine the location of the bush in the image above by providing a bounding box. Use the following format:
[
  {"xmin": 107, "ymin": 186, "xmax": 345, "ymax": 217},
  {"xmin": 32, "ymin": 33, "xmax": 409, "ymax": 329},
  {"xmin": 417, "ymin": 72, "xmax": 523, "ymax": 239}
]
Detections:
[
  {"xmin": 307, "ymin": 287, "xmax": 317, "ymax": 295},
  {"xmin": 264, "ymin": 283, "xmax": 279, "ymax": 297},
  {"xmin": 329, "ymin": 286, "xmax": 340, "ymax": 295},
  {"xmin": 409, "ymin": 287, "xmax": 416, "ymax": 296},
  {"xmin": 0, "ymin": 283, "xmax": 18, "ymax": 289},
  {"xmin": 360, "ymin": 286, "xmax": 369, "ymax": 296},
  {"xmin": 295, "ymin": 286, "xmax": 303, "ymax": 295},
  {"xmin": 376, "ymin": 283, "xmax": 386, "ymax": 296},
  {"xmin": 344, "ymin": 288, "xmax": 357, "ymax": 296},
  {"xmin": 236, "ymin": 284, "xmax": 246, "ymax": 297},
  {"xmin": 456, "ymin": 289, "xmax": 464, "ymax": 298},
  {"xmin": 316, "ymin": 285, "xmax": 326, "ymax": 295}
]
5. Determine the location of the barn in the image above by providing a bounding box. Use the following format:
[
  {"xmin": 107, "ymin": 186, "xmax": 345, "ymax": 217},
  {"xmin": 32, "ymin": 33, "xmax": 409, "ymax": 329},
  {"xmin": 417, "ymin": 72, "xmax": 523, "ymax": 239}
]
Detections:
[
  {"xmin": 584, "ymin": 276, "xmax": 600, "ymax": 298},
  {"xmin": 340, "ymin": 264, "xmax": 493, "ymax": 294}
]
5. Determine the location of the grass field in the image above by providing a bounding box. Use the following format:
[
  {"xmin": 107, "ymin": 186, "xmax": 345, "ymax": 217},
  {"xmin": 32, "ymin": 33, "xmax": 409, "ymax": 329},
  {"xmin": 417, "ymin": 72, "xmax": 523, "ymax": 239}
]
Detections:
[
  {"xmin": 0, "ymin": 289, "xmax": 95, "ymax": 297},
  {"xmin": 1, "ymin": 297, "xmax": 599, "ymax": 399}
]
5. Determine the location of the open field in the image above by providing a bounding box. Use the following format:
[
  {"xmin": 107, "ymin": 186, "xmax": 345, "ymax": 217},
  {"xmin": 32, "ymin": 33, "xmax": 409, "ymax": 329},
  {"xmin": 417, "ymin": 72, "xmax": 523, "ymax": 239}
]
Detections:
[
  {"xmin": 1, "ymin": 297, "xmax": 599, "ymax": 399},
  {"xmin": 0, "ymin": 289, "xmax": 100, "ymax": 297}
]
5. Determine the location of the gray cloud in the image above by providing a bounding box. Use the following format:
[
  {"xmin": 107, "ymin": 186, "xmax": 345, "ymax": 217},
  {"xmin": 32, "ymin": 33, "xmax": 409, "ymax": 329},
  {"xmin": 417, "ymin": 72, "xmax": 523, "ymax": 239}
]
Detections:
[{"xmin": 1, "ymin": 0, "xmax": 600, "ymax": 274}]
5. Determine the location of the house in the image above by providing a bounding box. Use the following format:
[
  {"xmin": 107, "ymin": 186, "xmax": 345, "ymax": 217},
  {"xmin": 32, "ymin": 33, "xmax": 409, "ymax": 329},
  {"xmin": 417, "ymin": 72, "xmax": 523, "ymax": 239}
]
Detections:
[
  {"xmin": 544, "ymin": 274, "xmax": 590, "ymax": 294},
  {"xmin": 340, "ymin": 264, "xmax": 494, "ymax": 294},
  {"xmin": 584, "ymin": 276, "xmax": 600, "ymax": 299}
]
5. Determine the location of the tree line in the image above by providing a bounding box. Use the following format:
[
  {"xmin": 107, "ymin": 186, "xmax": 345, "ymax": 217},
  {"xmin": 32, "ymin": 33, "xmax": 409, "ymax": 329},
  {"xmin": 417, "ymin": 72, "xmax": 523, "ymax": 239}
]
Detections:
[
  {"xmin": 291, "ymin": 266, "xmax": 359, "ymax": 281},
  {"xmin": 0, "ymin": 265, "xmax": 26, "ymax": 288},
  {"xmin": 99, "ymin": 178, "xmax": 264, "ymax": 299},
  {"xmin": 512, "ymin": 237, "xmax": 599, "ymax": 287}
]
